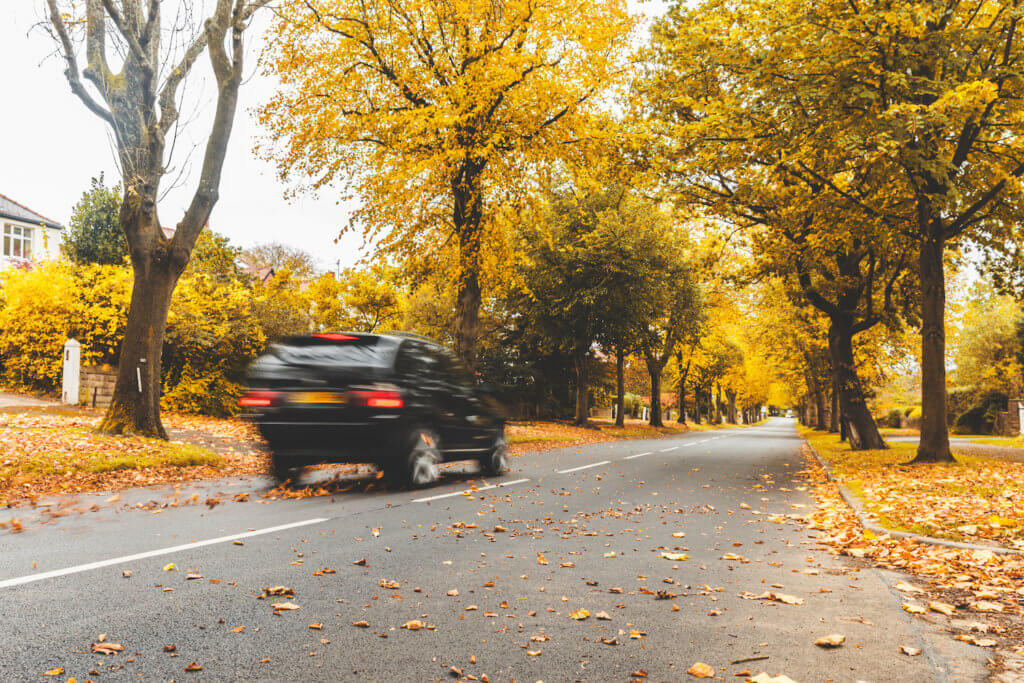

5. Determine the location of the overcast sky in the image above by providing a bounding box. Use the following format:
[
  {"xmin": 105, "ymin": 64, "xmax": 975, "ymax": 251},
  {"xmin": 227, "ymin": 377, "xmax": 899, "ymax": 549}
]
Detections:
[{"xmin": 1, "ymin": 1, "xmax": 664, "ymax": 272}]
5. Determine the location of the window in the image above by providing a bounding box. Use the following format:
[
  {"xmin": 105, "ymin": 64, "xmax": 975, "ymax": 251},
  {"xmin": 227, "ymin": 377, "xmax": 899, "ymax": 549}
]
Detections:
[{"xmin": 2, "ymin": 224, "xmax": 32, "ymax": 259}]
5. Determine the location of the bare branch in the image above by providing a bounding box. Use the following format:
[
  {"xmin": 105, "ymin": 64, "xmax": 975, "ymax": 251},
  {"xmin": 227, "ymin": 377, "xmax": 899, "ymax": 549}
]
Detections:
[{"xmin": 46, "ymin": 0, "xmax": 114, "ymax": 123}]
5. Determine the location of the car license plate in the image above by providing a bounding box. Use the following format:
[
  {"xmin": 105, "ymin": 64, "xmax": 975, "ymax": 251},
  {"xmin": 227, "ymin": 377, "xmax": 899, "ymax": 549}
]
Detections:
[{"xmin": 289, "ymin": 391, "xmax": 347, "ymax": 405}]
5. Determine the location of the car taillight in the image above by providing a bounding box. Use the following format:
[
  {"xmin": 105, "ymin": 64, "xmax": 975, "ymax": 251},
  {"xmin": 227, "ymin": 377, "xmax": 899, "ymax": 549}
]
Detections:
[
  {"xmin": 238, "ymin": 390, "xmax": 281, "ymax": 408},
  {"xmin": 353, "ymin": 389, "xmax": 404, "ymax": 409},
  {"xmin": 312, "ymin": 333, "xmax": 359, "ymax": 341}
]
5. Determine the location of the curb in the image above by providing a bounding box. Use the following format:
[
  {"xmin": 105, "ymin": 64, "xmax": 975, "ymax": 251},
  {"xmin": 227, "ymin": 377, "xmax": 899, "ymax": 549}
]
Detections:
[{"xmin": 802, "ymin": 440, "xmax": 1024, "ymax": 556}]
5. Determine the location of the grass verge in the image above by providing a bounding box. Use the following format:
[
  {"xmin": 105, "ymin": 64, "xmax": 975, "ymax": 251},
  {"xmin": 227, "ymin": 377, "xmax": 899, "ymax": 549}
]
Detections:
[{"xmin": 801, "ymin": 426, "xmax": 1024, "ymax": 549}]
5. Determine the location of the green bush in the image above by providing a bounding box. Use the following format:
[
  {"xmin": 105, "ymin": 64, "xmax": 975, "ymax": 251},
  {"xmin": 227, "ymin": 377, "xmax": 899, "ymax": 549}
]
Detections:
[{"xmin": 884, "ymin": 408, "xmax": 903, "ymax": 428}]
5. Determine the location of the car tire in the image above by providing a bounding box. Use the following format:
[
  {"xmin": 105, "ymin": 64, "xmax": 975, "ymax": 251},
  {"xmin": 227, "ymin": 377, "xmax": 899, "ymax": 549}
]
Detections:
[
  {"xmin": 479, "ymin": 432, "xmax": 508, "ymax": 476},
  {"xmin": 386, "ymin": 428, "xmax": 441, "ymax": 489},
  {"xmin": 270, "ymin": 453, "xmax": 303, "ymax": 486}
]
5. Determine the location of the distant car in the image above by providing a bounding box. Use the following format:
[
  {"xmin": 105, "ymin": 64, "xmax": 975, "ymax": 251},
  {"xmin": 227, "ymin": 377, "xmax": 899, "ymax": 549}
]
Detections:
[{"xmin": 240, "ymin": 332, "xmax": 507, "ymax": 488}]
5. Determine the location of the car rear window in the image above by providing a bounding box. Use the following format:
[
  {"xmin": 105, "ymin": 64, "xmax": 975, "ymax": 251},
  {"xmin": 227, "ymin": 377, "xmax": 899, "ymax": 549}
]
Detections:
[{"xmin": 271, "ymin": 335, "xmax": 398, "ymax": 368}]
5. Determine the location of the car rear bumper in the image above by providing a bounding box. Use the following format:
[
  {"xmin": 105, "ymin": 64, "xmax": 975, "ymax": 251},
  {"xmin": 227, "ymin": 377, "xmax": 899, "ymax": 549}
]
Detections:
[{"xmin": 256, "ymin": 416, "xmax": 403, "ymax": 465}]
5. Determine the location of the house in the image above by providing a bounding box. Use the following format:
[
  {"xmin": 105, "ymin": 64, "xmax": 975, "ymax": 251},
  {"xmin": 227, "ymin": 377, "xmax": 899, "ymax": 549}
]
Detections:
[{"xmin": 0, "ymin": 192, "xmax": 63, "ymax": 268}]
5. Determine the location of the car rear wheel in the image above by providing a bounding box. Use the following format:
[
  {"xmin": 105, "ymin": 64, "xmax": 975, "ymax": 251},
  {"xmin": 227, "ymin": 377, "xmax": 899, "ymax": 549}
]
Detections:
[
  {"xmin": 479, "ymin": 432, "xmax": 508, "ymax": 476},
  {"xmin": 386, "ymin": 428, "xmax": 441, "ymax": 489}
]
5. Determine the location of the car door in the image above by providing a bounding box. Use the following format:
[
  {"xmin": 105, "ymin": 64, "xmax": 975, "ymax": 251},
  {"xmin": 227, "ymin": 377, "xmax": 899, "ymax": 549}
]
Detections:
[{"xmin": 437, "ymin": 350, "xmax": 495, "ymax": 452}]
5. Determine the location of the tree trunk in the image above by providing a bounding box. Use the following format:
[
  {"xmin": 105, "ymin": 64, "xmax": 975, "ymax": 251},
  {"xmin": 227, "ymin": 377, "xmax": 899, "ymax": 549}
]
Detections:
[
  {"xmin": 573, "ymin": 350, "xmax": 589, "ymax": 426},
  {"xmin": 727, "ymin": 391, "xmax": 737, "ymax": 424},
  {"xmin": 648, "ymin": 366, "xmax": 663, "ymax": 427},
  {"xmin": 98, "ymin": 245, "xmax": 184, "ymax": 437},
  {"xmin": 828, "ymin": 320, "xmax": 886, "ymax": 450},
  {"xmin": 829, "ymin": 378, "xmax": 839, "ymax": 433},
  {"xmin": 676, "ymin": 350, "xmax": 688, "ymax": 424},
  {"xmin": 452, "ymin": 167, "xmax": 484, "ymax": 371},
  {"xmin": 814, "ymin": 387, "xmax": 827, "ymax": 430},
  {"xmin": 713, "ymin": 382, "xmax": 722, "ymax": 424},
  {"xmin": 912, "ymin": 231, "xmax": 953, "ymax": 462},
  {"xmin": 693, "ymin": 391, "xmax": 702, "ymax": 424},
  {"xmin": 615, "ymin": 347, "xmax": 625, "ymax": 427}
]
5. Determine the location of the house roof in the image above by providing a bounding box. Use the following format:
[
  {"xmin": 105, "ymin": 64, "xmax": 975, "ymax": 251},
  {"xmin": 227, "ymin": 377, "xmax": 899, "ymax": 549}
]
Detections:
[{"xmin": 0, "ymin": 192, "xmax": 63, "ymax": 230}]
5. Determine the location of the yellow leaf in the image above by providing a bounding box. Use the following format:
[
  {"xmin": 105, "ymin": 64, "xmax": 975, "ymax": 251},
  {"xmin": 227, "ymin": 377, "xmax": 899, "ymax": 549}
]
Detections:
[
  {"xmin": 660, "ymin": 552, "xmax": 689, "ymax": 561},
  {"xmin": 686, "ymin": 662, "xmax": 714, "ymax": 677},
  {"xmin": 570, "ymin": 608, "xmax": 590, "ymax": 620},
  {"xmin": 163, "ymin": 563, "xmax": 176, "ymax": 571}
]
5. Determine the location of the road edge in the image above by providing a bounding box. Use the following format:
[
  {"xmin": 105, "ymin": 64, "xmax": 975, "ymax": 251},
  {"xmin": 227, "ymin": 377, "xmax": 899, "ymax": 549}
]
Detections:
[{"xmin": 802, "ymin": 440, "xmax": 1023, "ymax": 556}]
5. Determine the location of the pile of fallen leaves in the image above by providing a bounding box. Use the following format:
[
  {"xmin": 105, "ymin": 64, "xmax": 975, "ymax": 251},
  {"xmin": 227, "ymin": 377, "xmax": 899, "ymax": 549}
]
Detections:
[
  {"xmin": 805, "ymin": 430, "xmax": 1023, "ymax": 548},
  {"xmin": 0, "ymin": 412, "xmax": 268, "ymax": 507},
  {"xmin": 800, "ymin": 444, "xmax": 1024, "ymax": 652}
]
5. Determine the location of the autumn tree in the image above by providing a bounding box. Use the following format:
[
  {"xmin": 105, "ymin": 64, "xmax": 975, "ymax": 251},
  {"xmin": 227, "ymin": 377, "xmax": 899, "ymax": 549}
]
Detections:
[
  {"xmin": 640, "ymin": 0, "xmax": 926, "ymax": 449},
  {"xmin": 46, "ymin": 0, "xmax": 268, "ymax": 437},
  {"xmin": 242, "ymin": 242, "xmax": 318, "ymax": 279},
  {"xmin": 260, "ymin": 0, "xmax": 635, "ymax": 369}
]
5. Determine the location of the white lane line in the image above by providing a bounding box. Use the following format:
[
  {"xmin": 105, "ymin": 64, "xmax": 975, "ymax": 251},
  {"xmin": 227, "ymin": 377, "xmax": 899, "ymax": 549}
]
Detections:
[
  {"xmin": 413, "ymin": 478, "xmax": 531, "ymax": 503},
  {"xmin": 624, "ymin": 451, "xmax": 652, "ymax": 460},
  {"xmin": 659, "ymin": 446, "xmax": 677, "ymax": 452},
  {"xmin": 0, "ymin": 517, "xmax": 329, "ymax": 590},
  {"xmin": 556, "ymin": 460, "xmax": 610, "ymax": 474}
]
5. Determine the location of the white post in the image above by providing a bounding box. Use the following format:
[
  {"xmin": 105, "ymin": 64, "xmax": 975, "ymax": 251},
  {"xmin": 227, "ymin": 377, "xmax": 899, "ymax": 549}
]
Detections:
[{"xmin": 62, "ymin": 339, "xmax": 81, "ymax": 405}]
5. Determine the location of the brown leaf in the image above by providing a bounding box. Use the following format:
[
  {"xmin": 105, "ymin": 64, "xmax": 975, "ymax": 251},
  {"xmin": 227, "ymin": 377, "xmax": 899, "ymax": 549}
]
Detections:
[
  {"xmin": 42, "ymin": 668, "xmax": 64, "ymax": 676},
  {"xmin": 163, "ymin": 644, "xmax": 177, "ymax": 652},
  {"xmin": 271, "ymin": 602, "xmax": 300, "ymax": 610},
  {"xmin": 928, "ymin": 601, "xmax": 955, "ymax": 616},
  {"xmin": 229, "ymin": 626, "xmax": 245, "ymax": 633},
  {"xmin": 308, "ymin": 623, "xmax": 323, "ymax": 630},
  {"xmin": 814, "ymin": 634, "xmax": 846, "ymax": 648},
  {"xmin": 687, "ymin": 662, "xmax": 715, "ymax": 678},
  {"xmin": 351, "ymin": 621, "xmax": 370, "ymax": 627},
  {"xmin": 184, "ymin": 662, "xmax": 203, "ymax": 672}
]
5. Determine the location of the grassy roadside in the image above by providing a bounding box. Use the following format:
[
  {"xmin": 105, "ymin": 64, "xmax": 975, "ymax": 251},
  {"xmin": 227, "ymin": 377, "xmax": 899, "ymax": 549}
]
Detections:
[{"xmin": 801, "ymin": 427, "xmax": 1024, "ymax": 549}]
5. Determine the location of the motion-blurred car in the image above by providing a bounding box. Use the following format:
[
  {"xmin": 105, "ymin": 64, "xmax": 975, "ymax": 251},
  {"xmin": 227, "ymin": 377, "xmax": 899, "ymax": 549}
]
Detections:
[{"xmin": 239, "ymin": 332, "xmax": 507, "ymax": 488}]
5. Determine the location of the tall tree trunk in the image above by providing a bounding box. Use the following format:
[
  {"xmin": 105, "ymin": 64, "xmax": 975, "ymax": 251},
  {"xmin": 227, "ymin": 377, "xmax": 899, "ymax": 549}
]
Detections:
[
  {"xmin": 829, "ymin": 378, "xmax": 839, "ymax": 433},
  {"xmin": 98, "ymin": 238, "xmax": 184, "ymax": 437},
  {"xmin": 828, "ymin": 320, "xmax": 886, "ymax": 450},
  {"xmin": 649, "ymin": 365, "xmax": 664, "ymax": 427},
  {"xmin": 693, "ymin": 391, "xmax": 702, "ymax": 424},
  {"xmin": 452, "ymin": 167, "xmax": 484, "ymax": 371},
  {"xmin": 573, "ymin": 350, "xmax": 589, "ymax": 426},
  {"xmin": 814, "ymin": 387, "xmax": 827, "ymax": 431},
  {"xmin": 913, "ymin": 231, "xmax": 953, "ymax": 462},
  {"xmin": 615, "ymin": 347, "xmax": 625, "ymax": 427},
  {"xmin": 676, "ymin": 350, "xmax": 689, "ymax": 424},
  {"xmin": 727, "ymin": 390, "xmax": 736, "ymax": 424},
  {"xmin": 713, "ymin": 382, "xmax": 722, "ymax": 424}
]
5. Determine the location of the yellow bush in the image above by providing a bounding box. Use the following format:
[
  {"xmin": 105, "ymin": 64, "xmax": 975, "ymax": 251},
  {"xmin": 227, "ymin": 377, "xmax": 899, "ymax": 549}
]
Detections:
[{"xmin": 0, "ymin": 261, "xmax": 129, "ymax": 392}]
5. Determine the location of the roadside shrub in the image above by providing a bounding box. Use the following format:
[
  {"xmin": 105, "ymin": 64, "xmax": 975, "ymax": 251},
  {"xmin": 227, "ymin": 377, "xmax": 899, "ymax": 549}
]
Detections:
[
  {"xmin": 885, "ymin": 408, "xmax": 903, "ymax": 428},
  {"xmin": 0, "ymin": 262, "xmax": 129, "ymax": 392}
]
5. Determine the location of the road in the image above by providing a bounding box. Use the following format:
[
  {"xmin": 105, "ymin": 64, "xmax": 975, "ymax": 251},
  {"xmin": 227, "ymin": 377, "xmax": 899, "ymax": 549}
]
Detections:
[{"xmin": 1, "ymin": 418, "xmax": 987, "ymax": 682}]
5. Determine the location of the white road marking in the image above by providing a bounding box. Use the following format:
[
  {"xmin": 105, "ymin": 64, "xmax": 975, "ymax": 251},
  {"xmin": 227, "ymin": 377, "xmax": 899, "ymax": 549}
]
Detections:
[
  {"xmin": 0, "ymin": 517, "xmax": 329, "ymax": 590},
  {"xmin": 659, "ymin": 446, "xmax": 677, "ymax": 452},
  {"xmin": 624, "ymin": 451, "xmax": 652, "ymax": 460},
  {"xmin": 413, "ymin": 478, "xmax": 531, "ymax": 503},
  {"xmin": 556, "ymin": 460, "xmax": 610, "ymax": 474}
]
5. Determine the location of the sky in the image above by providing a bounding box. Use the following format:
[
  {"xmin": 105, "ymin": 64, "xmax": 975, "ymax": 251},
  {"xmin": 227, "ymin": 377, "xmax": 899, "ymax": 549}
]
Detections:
[{"xmin": 0, "ymin": 1, "xmax": 665, "ymax": 272}]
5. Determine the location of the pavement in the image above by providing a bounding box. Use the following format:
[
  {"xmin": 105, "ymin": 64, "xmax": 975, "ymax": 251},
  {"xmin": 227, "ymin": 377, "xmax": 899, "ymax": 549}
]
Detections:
[
  {"xmin": 0, "ymin": 390, "xmax": 59, "ymax": 408},
  {"xmin": 0, "ymin": 418, "xmax": 989, "ymax": 682}
]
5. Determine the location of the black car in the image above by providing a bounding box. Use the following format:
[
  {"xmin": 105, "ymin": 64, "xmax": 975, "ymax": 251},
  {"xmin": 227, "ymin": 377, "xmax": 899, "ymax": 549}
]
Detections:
[{"xmin": 240, "ymin": 332, "xmax": 507, "ymax": 488}]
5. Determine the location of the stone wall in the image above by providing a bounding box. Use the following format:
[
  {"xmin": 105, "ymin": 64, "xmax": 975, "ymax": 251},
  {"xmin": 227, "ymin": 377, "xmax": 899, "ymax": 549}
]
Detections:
[{"xmin": 80, "ymin": 365, "xmax": 117, "ymax": 408}]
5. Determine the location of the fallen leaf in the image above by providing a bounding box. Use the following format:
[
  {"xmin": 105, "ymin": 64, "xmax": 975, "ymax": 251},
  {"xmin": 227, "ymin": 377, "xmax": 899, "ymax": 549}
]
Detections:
[
  {"xmin": 271, "ymin": 602, "xmax": 300, "ymax": 610},
  {"xmin": 672, "ymin": 532, "xmax": 686, "ymax": 538},
  {"xmin": 928, "ymin": 601, "xmax": 955, "ymax": 616},
  {"xmin": 971, "ymin": 601, "xmax": 1004, "ymax": 612},
  {"xmin": 184, "ymin": 662, "xmax": 203, "ymax": 672},
  {"xmin": 447, "ymin": 589, "xmax": 459, "ymax": 597},
  {"xmin": 570, "ymin": 608, "xmax": 590, "ymax": 620},
  {"xmin": 893, "ymin": 581, "xmax": 925, "ymax": 594},
  {"xmin": 899, "ymin": 645, "xmax": 922, "ymax": 656},
  {"xmin": 229, "ymin": 626, "xmax": 245, "ymax": 633},
  {"xmin": 351, "ymin": 621, "xmax": 370, "ymax": 627},
  {"xmin": 903, "ymin": 603, "xmax": 926, "ymax": 614},
  {"xmin": 601, "ymin": 636, "xmax": 618, "ymax": 645},
  {"xmin": 162, "ymin": 563, "xmax": 176, "ymax": 571},
  {"xmin": 536, "ymin": 552, "xmax": 548, "ymax": 565},
  {"xmin": 401, "ymin": 620, "xmax": 425, "ymax": 630},
  {"xmin": 661, "ymin": 552, "xmax": 689, "ymax": 561},
  {"xmin": 526, "ymin": 650, "xmax": 542, "ymax": 657},
  {"xmin": 91, "ymin": 642, "xmax": 124, "ymax": 655},
  {"xmin": 353, "ymin": 558, "xmax": 367, "ymax": 566},
  {"xmin": 814, "ymin": 634, "xmax": 846, "ymax": 648},
  {"xmin": 42, "ymin": 668, "xmax": 64, "ymax": 676},
  {"xmin": 595, "ymin": 610, "xmax": 611, "ymax": 620},
  {"xmin": 687, "ymin": 662, "xmax": 715, "ymax": 677},
  {"xmin": 309, "ymin": 623, "xmax": 323, "ymax": 630}
]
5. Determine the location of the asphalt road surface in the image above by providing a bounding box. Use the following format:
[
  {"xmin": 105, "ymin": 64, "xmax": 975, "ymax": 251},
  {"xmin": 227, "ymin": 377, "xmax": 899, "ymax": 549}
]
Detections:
[{"xmin": 1, "ymin": 418, "xmax": 987, "ymax": 682}]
